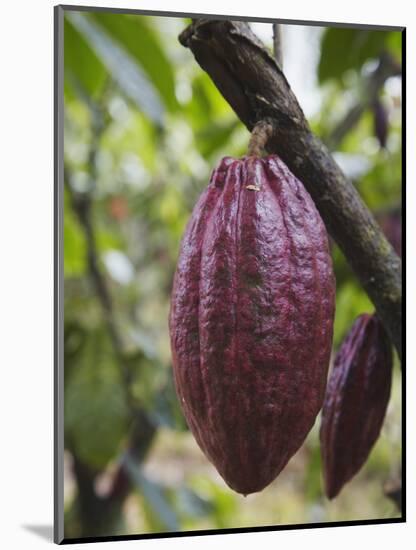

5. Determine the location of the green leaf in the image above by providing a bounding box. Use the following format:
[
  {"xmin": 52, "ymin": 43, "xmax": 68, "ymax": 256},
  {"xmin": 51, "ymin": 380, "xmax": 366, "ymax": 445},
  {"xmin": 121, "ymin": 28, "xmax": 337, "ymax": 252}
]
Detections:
[
  {"xmin": 124, "ymin": 454, "xmax": 179, "ymax": 531},
  {"xmin": 90, "ymin": 13, "xmax": 179, "ymax": 112},
  {"xmin": 197, "ymin": 120, "xmax": 239, "ymax": 159},
  {"xmin": 96, "ymin": 227, "xmax": 124, "ymax": 252},
  {"xmin": 185, "ymin": 74, "xmax": 213, "ymax": 127},
  {"xmin": 357, "ymin": 149, "xmax": 402, "ymax": 210},
  {"xmin": 64, "ymin": 321, "xmax": 87, "ymax": 385},
  {"xmin": 304, "ymin": 444, "xmax": 324, "ymax": 501},
  {"xmin": 319, "ymin": 28, "xmax": 391, "ymax": 83},
  {"xmin": 147, "ymin": 372, "xmax": 188, "ymax": 431},
  {"xmin": 189, "ymin": 476, "xmax": 237, "ymax": 529},
  {"xmin": 387, "ymin": 31, "xmax": 403, "ymax": 58},
  {"xmin": 174, "ymin": 487, "xmax": 213, "ymax": 519},
  {"xmin": 64, "ymin": 190, "xmax": 86, "ymax": 276},
  {"xmin": 67, "ymin": 11, "xmax": 165, "ymax": 125},
  {"xmin": 64, "ymin": 16, "xmax": 107, "ymax": 99},
  {"xmin": 64, "ymin": 328, "xmax": 129, "ymax": 468},
  {"xmin": 185, "ymin": 72, "xmax": 233, "ymax": 127},
  {"xmin": 333, "ymin": 281, "xmax": 373, "ymax": 348}
]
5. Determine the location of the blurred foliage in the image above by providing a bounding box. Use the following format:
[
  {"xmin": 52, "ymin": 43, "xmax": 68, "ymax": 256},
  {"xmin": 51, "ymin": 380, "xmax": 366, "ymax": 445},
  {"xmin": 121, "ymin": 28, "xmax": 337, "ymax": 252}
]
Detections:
[
  {"xmin": 318, "ymin": 29, "xmax": 401, "ymax": 84},
  {"xmin": 63, "ymin": 10, "xmax": 402, "ymax": 539},
  {"xmin": 65, "ymin": 327, "xmax": 129, "ymax": 469}
]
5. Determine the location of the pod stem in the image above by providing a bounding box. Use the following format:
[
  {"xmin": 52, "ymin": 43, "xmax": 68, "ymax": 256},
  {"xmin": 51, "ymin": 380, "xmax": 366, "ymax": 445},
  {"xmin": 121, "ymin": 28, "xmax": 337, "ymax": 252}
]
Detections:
[{"xmin": 247, "ymin": 121, "xmax": 274, "ymax": 157}]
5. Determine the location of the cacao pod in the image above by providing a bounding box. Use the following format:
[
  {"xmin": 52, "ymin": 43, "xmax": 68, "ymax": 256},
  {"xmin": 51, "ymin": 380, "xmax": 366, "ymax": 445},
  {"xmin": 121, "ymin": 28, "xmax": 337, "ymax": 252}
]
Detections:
[
  {"xmin": 372, "ymin": 97, "xmax": 389, "ymax": 149},
  {"xmin": 169, "ymin": 155, "xmax": 335, "ymax": 495},
  {"xmin": 320, "ymin": 313, "xmax": 393, "ymax": 499},
  {"xmin": 377, "ymin": 208, "xmax": 402, "ymax": 257}
]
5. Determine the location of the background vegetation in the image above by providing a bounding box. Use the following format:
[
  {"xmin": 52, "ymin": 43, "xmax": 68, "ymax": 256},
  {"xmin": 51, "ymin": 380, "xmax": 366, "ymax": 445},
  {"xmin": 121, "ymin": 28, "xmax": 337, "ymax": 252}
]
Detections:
[{"xmin": 63, "ymin": 10, "xmax": 402, "ymax": 538}]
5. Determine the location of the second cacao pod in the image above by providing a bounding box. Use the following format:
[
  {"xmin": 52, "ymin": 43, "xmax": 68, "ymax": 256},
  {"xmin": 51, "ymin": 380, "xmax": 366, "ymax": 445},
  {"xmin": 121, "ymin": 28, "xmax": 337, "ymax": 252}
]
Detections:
[
  {"xmin": 169, "ymin": 155, "xmax": 335, "ymax": 495},
  {"xmin": 377, "ymin": 209, "xmax": 402, "ymax": 257},
  {"xmin": 320, "ymin": 313, "xmax": 393, "ymax": 499}
]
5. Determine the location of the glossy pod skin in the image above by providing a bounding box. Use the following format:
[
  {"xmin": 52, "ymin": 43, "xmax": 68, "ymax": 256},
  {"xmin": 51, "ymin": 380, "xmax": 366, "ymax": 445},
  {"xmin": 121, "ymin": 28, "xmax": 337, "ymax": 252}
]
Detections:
[
  {"xmin": 169, "ymin": 155, "xmax": 335, "ymax": 495},
  {"xmin": 320, "ymin": 313, "xmax": 393, "ymax": 499}
]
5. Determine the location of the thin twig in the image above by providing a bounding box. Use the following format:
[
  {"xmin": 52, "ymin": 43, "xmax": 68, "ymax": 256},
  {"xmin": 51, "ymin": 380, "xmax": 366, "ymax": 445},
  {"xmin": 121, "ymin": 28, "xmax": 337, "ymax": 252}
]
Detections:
[
  {"xmin": 64, "ymin": 100, "xmax": 134, "ymax": 405},
  {"xmin": 326, "ymin": 53, "xmax": 401, "ymax": 150},
  {"xmin": 64, "ymin": 95, "xmax": 159, "ymax": 533},
  {"xmin": 272, "ymin": 23, "xmax": 283, "ymax": 69}
]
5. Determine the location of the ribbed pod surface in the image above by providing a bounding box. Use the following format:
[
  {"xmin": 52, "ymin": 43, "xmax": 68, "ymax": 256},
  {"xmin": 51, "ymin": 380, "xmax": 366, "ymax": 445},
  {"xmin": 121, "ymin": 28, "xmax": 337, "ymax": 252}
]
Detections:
[
  {"xmin": 320, "ymin": 313, "xmax": 393, "ymax": 499},
  {"xmin": 169, "ymin": 155, "xmax": 335, "ymax": 494}
]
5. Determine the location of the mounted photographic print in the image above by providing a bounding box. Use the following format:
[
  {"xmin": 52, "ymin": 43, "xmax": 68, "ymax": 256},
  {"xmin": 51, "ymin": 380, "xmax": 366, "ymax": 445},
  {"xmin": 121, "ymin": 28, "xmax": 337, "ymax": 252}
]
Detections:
[{"xmin": 54, "ymin": 4, "xmax": 405, "ymax": 544}]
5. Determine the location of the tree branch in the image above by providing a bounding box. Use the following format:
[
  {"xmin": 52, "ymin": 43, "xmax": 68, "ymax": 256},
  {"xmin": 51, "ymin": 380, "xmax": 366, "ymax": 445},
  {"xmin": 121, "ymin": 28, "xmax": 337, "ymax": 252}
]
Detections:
[
  {"xmin": 179, "ymin": 20, "xmax": 402, "ymax": 359},
  {"xmin": 66, "ymin": 411, "xmax": 155, "ymax": 538},
  {"xmin": 64, "ymin": 171, "xmax": 137, "ymax": 402},
  {"xmin": 64, "ymin": 92, "xmax": 140, "ymax": 406}
]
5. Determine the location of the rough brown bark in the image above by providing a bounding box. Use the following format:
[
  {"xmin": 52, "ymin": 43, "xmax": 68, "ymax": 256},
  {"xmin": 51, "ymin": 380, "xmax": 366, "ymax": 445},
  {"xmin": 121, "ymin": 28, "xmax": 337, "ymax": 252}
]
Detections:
[{"xmin": 179, "ymin": 19, "xmax": 402, "ymax": 359}]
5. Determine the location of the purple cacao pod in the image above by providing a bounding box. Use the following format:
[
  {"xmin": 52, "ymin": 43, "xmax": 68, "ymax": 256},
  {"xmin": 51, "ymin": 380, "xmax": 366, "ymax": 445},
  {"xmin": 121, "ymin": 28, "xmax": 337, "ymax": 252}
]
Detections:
[
  {"xmin": 377, "ymin": 209, "xmax": 402, "ymax": 257},
  {"xmin": 169, "ymin": 155, "xmax": 335, "ymax": 495},
  {"xmin": 372, "ymin": 97, "xmax": 389, "ymax": 149},
  {"xmin": 320, "ymin": 313, "xmax": 393, "ymax": 499}
]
